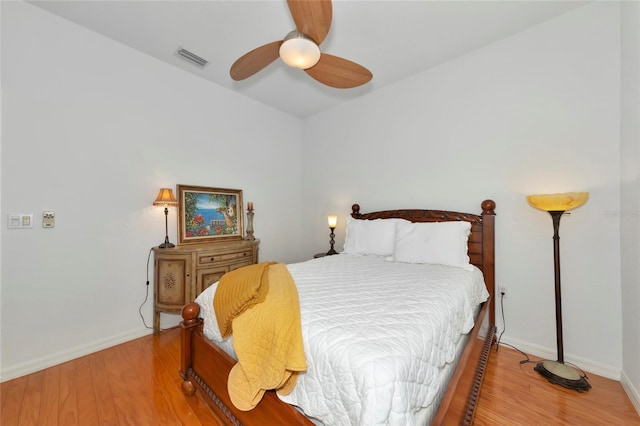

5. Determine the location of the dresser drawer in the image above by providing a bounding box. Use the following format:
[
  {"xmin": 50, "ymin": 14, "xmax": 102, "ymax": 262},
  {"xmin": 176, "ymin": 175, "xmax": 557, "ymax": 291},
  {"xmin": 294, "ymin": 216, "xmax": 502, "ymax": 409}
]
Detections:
[
  {"xmin": 230, "ymin": 259, "xmax": 253, "ymax": 271},
  {"xmin": 197, "ymin": 249, "xmax": 252, "ymax": 266}
]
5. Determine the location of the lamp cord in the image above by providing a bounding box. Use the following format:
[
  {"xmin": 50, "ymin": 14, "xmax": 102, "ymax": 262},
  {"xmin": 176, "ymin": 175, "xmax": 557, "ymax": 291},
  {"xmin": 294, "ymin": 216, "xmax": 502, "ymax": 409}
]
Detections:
[
  {"xmin": 495, "ymin": 291, "xmax": 534, "ymax": 363},
  {"xmin": 495, "ymin": 292, "xmax": 590, "ymax": 379},
  {"xmin": 138, "ymin": 247, "xmax": 154, "ymax": 330}
]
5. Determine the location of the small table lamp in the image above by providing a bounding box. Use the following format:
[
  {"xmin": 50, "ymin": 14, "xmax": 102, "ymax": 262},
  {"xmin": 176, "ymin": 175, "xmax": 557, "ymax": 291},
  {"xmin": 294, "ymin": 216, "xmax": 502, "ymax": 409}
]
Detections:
[
  {"xmin": 326, "ymin": 215, "xmax": 338, "ymax": 255},
  {"xmin": 153, "ymin": 188, "xmax": 179, "ymax": 248},
  {"xmin": 526, "ymin": 191, "xmax": 591, "ymax": 392}
]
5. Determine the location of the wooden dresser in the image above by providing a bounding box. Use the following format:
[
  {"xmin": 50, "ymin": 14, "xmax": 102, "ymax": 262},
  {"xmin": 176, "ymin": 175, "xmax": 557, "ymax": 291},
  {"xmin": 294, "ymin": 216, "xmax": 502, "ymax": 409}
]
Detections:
[{"xmin": 152, "ymin": 239, "xmax": 259, "ymax": 334}]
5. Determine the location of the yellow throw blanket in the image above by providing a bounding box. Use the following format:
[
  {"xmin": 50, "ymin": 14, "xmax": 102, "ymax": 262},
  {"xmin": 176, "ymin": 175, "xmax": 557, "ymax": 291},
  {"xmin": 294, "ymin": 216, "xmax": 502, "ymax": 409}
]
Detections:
[
  {"xmin": 214, "ymin": 262, "xmax": 272, "ymax": 338},
  {"xmin": 214, "ymin": 262, "xmax": 307, "ymax": 411}
]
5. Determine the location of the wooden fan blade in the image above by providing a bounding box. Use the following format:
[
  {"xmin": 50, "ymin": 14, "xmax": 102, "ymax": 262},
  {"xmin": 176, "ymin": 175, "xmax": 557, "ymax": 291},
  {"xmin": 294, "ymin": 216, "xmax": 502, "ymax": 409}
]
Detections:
[
  {"xmin": 305, "ymin": 53, "xmax": 372, "ymax": 89},
  {"xmin": 230, "ymin": 40, "xmax": 282, "ymax": 81},
  {"xmin": 287, "ymin": 0, "xmax": 332, "ymax": 45}
]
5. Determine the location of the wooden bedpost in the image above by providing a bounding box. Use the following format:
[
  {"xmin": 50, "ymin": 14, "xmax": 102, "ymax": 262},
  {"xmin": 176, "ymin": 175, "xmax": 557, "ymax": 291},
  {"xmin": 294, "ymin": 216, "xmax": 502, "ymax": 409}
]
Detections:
[
  {"xmin": 180, "ymin": 302, "xmax": 201, "ymax": 396},
  {"xmin": 351, "ymin": 203, "xmax": 361, "ymax": 218},
  {"xmin": 480, "ymin": 200, "xmax": 496, "ymax": 326}
]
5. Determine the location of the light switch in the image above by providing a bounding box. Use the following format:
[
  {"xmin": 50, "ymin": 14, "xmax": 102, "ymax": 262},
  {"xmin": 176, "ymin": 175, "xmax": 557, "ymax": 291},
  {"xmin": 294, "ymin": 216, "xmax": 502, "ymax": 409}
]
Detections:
[
  {"xmin": 43, "ymin": 211, "xmax": 55, "ymax": 228},
  {"xmin": 8, "ymin": 214, "xmax": 34, "ymax": 229},
  {"xmin": 9, "ymin": 215, "xmax": 21, "ymax": 228}
]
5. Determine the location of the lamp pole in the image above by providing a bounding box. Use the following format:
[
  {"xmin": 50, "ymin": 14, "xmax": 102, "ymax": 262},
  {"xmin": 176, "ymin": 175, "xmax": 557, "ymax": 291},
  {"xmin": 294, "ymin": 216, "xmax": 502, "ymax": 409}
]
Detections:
[
  {"xmin": 159, "ymin": 207, "xmax": 174, "ymax": 248},
  {"xmin": 550, "ymin": 210, "xmax": 564, "ymax": 363},
  {"xmin": 327, "ymin": 226, "xmax": 337, "ymax": 255}
]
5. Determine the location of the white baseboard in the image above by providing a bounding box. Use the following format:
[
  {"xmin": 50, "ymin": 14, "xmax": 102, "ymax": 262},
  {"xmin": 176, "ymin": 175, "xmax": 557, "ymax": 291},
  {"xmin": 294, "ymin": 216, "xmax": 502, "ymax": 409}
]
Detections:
[
  {"xmin": 621, "ymin": 370, "xmax": 640, "ymax": 416},
  {"xmin": 497, "ymin": 336, "xmax": 621, "ymax": 381},
  {"xmin": 0, "ymin": 327, "xmax": 152, "ymax": 382}
]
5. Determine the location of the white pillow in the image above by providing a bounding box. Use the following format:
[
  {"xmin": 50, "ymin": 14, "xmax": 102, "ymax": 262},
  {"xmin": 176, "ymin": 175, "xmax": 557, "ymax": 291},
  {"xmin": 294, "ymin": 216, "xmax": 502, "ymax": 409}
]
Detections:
[
  {"xmin": 391, "ymin": 220, "xmax": 473, "ymax": 269},
  {"xmin": 343, "ymin": 216, "xmax": 399, "ymax": 256}
]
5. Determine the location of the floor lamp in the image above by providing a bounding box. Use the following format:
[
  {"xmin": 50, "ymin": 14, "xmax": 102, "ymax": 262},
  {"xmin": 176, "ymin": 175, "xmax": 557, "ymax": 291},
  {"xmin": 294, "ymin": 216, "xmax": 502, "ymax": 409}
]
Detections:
[{"xmin": 526, "ymin": 192, "xmax": 591, "ymax": 392}]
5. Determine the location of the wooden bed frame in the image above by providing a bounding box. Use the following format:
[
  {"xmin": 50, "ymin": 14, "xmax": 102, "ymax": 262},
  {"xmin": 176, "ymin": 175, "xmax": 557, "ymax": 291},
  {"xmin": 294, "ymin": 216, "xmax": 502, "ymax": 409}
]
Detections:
[{"xmin": 179, "ymin": 200, "xmax": 496, "ymax": 425}]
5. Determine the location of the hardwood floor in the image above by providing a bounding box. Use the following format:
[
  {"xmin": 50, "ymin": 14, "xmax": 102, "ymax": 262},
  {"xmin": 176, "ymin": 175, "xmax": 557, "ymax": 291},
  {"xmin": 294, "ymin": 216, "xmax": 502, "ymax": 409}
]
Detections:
[
  {"xmin": 476, "ymin": 344, "xmax": 640, "ymax": 425},
  {"xmin": 1, "ymin": 327, "xmax": 638, "ymax": 425},
  {"xmin": 1, "ymin": 326, "xmax": 224, "ymax": 426}
]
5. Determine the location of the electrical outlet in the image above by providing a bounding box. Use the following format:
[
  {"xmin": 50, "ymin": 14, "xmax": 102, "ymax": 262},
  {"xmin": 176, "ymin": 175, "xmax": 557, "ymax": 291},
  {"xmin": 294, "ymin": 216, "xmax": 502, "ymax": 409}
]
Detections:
[
  {"xmin": 499, "ymin": 286, "xmax": 508, "ymax": 299},
  {"xmin": 43, "ymin": 211, "xmax": 55, "ymax": 228}
]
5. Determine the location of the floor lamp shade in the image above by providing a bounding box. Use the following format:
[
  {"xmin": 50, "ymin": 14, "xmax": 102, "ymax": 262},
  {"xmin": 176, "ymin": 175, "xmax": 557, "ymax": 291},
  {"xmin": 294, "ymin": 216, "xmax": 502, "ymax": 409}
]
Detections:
[
  {"xmin": 526, "ymin": 192, "xmax": 589, "ymax": 212},
  {"xmin": 526, "ymin": 192, "xmax": 591, "ymax": 392}
]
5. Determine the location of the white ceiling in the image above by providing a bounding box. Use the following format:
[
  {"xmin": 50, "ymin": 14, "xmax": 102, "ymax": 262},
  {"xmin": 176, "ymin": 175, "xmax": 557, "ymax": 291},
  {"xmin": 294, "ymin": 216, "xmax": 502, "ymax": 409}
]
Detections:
[{"xmin": 29, "ymin": 0, "xmax": 588, "ymax": 118}]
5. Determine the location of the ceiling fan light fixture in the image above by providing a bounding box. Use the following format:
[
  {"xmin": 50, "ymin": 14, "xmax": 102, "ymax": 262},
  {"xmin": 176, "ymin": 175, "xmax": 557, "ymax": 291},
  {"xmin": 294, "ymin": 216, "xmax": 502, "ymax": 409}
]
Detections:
[{"xmin": 279, "ymin": 31, "xmax": 321, "ymax": 69}]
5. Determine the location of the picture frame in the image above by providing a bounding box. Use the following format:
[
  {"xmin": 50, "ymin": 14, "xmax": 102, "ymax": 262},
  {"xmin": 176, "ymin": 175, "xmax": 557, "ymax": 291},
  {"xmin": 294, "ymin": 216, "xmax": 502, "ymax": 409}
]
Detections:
[{"xmin": 176, "ymin": 185, "xmax": 244, "ymax": 245}]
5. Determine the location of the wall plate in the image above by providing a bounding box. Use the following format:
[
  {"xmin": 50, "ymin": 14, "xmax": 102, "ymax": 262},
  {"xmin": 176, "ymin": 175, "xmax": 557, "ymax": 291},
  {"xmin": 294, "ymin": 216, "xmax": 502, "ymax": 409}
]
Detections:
[
  {"xmin": 43, "ymin": 211, "xmax": 55, "ymax": 228},
  {"xmin": 7, "ymin": 214, "xmax": 34, "ymax": 229}
]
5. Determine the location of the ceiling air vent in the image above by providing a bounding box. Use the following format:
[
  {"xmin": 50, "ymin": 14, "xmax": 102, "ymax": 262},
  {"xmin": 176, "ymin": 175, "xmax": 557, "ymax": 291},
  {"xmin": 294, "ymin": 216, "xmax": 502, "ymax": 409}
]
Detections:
[{"xmin": 175, "ymin": 47, "xmax": 209, "ymax": 68}]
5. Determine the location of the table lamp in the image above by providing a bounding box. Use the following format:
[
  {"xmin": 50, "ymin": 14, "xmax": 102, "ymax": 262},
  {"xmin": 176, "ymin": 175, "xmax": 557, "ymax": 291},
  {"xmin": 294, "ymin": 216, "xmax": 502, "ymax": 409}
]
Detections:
[
  {"xmin": 326, "ymin": 215, "xmax": 338, "ymax": 255},
  {"xmin": 153, "ymin": 188, "xmax": 179, "ymax": 248}
]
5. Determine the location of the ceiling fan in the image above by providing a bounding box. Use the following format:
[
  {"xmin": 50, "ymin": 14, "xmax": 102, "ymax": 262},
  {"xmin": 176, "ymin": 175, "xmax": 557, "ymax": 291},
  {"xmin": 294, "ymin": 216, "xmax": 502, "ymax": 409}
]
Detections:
[{"xmin": 230, "ymin": 0, "xmax": 372, "ymax": 89}]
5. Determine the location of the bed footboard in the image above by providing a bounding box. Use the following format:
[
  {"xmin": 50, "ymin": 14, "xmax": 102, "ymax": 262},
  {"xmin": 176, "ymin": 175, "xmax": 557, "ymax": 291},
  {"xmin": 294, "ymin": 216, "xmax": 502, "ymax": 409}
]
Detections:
[
  {"xmin": 180, "ymin": 303, "xmax": 313, "ymax": 426},
  {"xmin": 181, "ymin": 301, "xmax": 494, "ymax": 426}
]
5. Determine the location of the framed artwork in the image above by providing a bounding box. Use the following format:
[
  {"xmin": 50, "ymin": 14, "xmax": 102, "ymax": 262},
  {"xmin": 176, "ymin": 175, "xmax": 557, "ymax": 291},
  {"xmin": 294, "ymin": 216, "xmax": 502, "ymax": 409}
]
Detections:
[{"xmin": 177, "ymin": 185, "xmax": 244, "ymax": 245}]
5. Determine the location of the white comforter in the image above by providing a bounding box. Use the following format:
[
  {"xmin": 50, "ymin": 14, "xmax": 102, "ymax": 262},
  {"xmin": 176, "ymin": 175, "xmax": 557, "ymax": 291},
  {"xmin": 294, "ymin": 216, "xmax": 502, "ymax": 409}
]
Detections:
[{"xmin": 195, "ymin": 254, "xmax": 489, "ymax": 426}]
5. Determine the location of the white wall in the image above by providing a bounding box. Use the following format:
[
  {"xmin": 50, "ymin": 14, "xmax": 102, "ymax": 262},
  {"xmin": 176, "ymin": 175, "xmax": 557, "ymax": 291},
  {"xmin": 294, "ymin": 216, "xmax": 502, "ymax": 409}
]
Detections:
[
  {"xmin": 620, "ymin": 1, "xmax": 640, "ymax": 413},
  {"xmin": 0, "ymin": 1, "xmax": 304, "ymax": 380},
  {"xmin": 302, "ymin": 2, "xmax": 623, "ymax": 379}
]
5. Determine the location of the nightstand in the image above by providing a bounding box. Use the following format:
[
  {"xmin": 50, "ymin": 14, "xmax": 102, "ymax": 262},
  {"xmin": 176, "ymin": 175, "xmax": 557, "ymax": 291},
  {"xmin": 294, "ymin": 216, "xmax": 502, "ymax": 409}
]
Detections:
[
  {"xmin": 314, "ymin": 252, "xmax": 340, "ymax": 258},
  {"xmin": 152, "ymin": 239, "xmax": 259, "ymax": 334}
]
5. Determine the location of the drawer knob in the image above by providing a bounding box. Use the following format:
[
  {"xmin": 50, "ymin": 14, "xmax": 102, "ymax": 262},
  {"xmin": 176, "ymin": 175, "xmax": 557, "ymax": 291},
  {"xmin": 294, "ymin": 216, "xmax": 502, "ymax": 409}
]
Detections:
[{"xmin": 210, "ymin": 257, "xmax": 215, "ymax": 261}]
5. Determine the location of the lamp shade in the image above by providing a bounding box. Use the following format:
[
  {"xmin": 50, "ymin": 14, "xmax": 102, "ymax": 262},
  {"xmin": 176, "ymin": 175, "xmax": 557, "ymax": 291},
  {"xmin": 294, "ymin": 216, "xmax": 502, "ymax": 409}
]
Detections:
[
  {"xmin": 526, "ymin": 192, "xmax": 589, "ymax": 212},
  {"xmin": 279, "ymin": 31, "xmax": 321, "ymax": 69},
  {"xmin": 327, "ymin": 215, "xmax": 338, "ymax": 228},
  {"xmin": 153, "ymin": 188, "xmax": 178, "ymax": 207}
]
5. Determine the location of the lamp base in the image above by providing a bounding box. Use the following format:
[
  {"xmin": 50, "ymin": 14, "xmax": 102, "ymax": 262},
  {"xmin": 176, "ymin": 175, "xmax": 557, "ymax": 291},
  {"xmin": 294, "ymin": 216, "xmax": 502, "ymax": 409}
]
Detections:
[
  {"xmin": 535, "ymin": 360, "xmax": 591, "ymax": 392},
  {"xmin": 326, "ymin": 249, "xmax": 338, "ymax": 256},
  {"xmin": 158, "ymin": 241, "xmax": 175, "ymax": 249}
]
